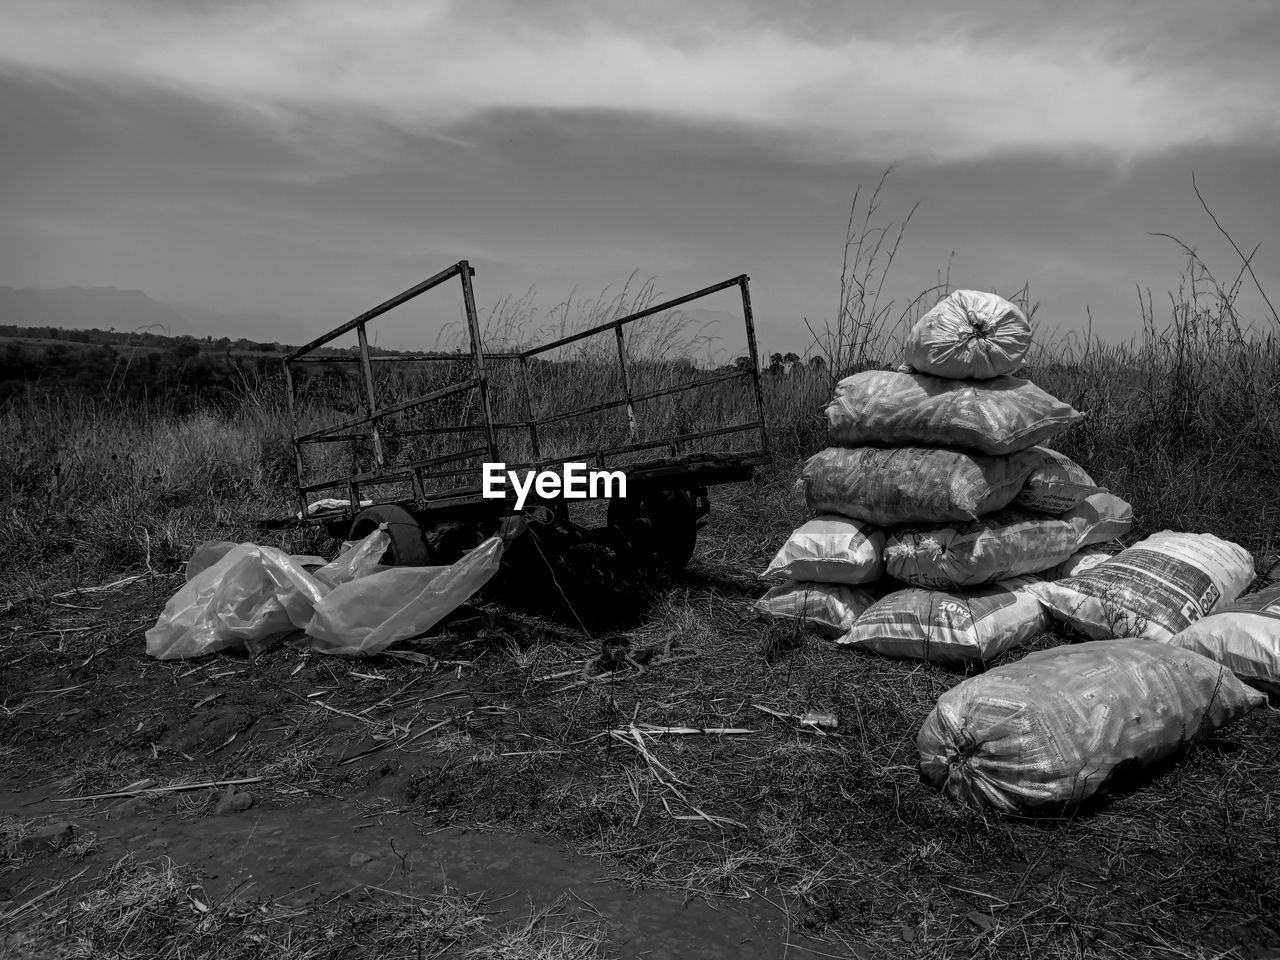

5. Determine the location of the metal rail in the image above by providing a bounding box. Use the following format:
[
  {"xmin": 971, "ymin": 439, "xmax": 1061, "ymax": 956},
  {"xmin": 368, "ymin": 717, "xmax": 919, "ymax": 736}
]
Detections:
[
  {"xmin": 519, "ymin": 276, "xmax": 744, "ymax": 358},
  {"xmin": 290, "ymin": 351, "xmax": 521, "ymax": 363},
  {"xmin": 294, "ymin": 378, "xmax": 479, "ymax": 444},
  {"xmin": 284, "ymin": 261, "xmax": 473, "ymax": 361},
  {"xmin": 526, "ymin": 368, "xmax": 753, "ymax": 429},
  {"xmin": 284, "ymin": 262, "xmax": 770, "ymax": 519}
]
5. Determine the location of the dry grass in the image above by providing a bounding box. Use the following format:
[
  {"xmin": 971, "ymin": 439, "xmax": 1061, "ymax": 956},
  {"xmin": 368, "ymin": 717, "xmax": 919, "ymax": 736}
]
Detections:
[
  {"xmin": 0, "ymin": 854, "xmax": 612, "ymax": 960},
  {"xmin": 419, "ymin": 567, "xmax": 1279, "ymax": 956}
]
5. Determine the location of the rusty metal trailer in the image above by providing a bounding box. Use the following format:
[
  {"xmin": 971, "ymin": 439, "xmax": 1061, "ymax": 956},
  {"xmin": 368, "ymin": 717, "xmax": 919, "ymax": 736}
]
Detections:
[{"xmin": 277, "ymin": 261, "xmax": 771, "ymax": 571}]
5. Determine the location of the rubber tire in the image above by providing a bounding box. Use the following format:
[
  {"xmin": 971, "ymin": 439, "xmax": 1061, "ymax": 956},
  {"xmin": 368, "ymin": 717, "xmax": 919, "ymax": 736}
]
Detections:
[
  {"xmin": 607, "ymin": 488, "xmax": 700, "ymax": 574},
  {"xmin": 349, "ymin": 504, "xmax": 432, "ymax": 567}
]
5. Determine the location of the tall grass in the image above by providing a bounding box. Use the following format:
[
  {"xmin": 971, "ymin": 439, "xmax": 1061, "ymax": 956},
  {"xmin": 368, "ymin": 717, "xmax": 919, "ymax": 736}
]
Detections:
[
  {"xmin": 1024, "ymin": 250, "xmax": 1280, "ymax": 563},
  {"xmin": 2, "ymin": 178, "xmax": 1277, "ymax": 593},
  {"xmin": 0, "ymin": 379, "xmax": 304, "ymax": 594}
]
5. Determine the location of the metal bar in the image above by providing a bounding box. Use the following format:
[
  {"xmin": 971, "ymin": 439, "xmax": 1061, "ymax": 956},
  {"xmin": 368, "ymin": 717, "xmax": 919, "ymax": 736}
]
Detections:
[
  {"xmin": 299, "ymin": 444, "xmax": 488, "ymax": 494},
  {"xmin": 518, "ymin": 354, "xmax": 541, "ymax": 459},
  {"xmin": 296, "ymin": 432, "xmax": 372, "ymax": 446},
  {"xmin": 354, "ymin": 445, "xmax": 488, "ymax": 483},
  {"xmin": 284, "ymin": 261, "xmax": 470, "ymax": 361},
  {"xmin": 459, "ymin": 263, "xmax": 499, "ymax": 463},
  {"xmin": 294, "ymin": 378, "xmax": 479, "ymax": 443},
  {"xmin": 739, "ymin": 275, "xmax": 770, "ymax": 455},
  {"xmin": 291, "ymin": 351, "xmax": 522, "ymax": 363},
  {"xmin": 354, "ymin": 321, "xmax": 385, "ymax": 467},
  {"xmin": 614, "ymin": 325, "xmax": 638, "ymax": 443},
  {"xmin": 397, "ymin": 482, "xmax": 479, "ymax": 504},
  {"xmin": 282, "ymin": 361, "xmax": 309, "ymax": 522},
  {"xmin": 519, "ymin": 275, "xmax": 743, "ymax": 358},
  {"xmin": 300, "ymin": 476, "xmax": 351, "ymax": 495},
  {"xmin": 296, "ymin": 421, "xmax": 529, "ymax": 445},
  {"xmin": 528, "ymin": 368, "xmax": 752, "ymax": 429},
  {"xmin": 408, "ymin": 464, "xmax": 490, "ymax": 483},
  {"xmin": 500, "ymin": 421, "xmax": 763, "ymax": 473},
  {"xmin": 595, "ymin": 421, "xmax": 761, "ymax": 460}
]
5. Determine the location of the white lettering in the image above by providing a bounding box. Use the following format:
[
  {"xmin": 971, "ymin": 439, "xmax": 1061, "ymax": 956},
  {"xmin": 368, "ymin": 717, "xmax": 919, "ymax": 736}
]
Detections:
[
  {"xmin": 590, "ymin": 470, "xmax": 626, "ymax": 499},
  {"xmin": 482, "ymin": 462, "xmax": 506, "ymax": 499},
  {"xmin": 563, "ymin": 463, "xmax": 587, "ymax": 499},
  {"xmin": 509, "ymin": 470, "xmax": 536, "ymax": 511},
  {"xmin": 535, "ymin": 471, "xmax": 561, "ymax": 499},
  {"xmin": 480, "ymin": 463, "xmax": 629, "ymax": 509}
]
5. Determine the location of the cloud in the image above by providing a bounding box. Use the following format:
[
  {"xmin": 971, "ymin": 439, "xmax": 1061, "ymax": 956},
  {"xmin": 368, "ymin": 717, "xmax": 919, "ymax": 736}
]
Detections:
[{"xmin": 1, "ymin": 0, "xmax": 1277, "ymax": 165}]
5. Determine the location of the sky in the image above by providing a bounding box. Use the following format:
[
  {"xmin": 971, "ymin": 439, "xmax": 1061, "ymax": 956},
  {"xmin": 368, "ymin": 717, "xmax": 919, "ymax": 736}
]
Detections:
[{"xmin": 1, "ymin": 0, "xmax": 1277, "ymax": 359}]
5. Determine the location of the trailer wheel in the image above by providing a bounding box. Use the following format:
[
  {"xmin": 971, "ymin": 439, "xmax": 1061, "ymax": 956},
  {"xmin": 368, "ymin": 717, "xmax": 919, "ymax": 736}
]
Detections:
[
  {"xmin": 349, "ymin": 504, "xmax": 432, "ymax": 567},
  {"xmin": 608, "ymin": 489, "xmax": 702, "ymax": 574}
]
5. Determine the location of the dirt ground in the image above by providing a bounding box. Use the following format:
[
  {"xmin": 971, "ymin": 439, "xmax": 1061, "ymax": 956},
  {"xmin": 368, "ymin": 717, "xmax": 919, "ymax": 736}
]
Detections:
[{"xmin": 3, "ymin": 503, "xmax": 1279, "ymax": 959}]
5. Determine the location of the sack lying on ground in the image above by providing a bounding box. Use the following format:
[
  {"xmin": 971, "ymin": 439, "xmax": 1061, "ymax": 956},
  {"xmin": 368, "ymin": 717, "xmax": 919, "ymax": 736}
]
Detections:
[
  {"xmin": 799, "ymin": 446, "xmax": 1042, "ymax": 526},
  {"xmin": 917, "ymin": 638, "xmax": 1265, "ymax": 812},
  {"xmin": 1164, "ymin": 584, "xmax": 1280, "ymax": 696},
  {"xmin": 902, "ymin": 290, "xmax": 1032, "ymax": 380},
  {"xmin": 839, "ymin": 576, "xmax": 1047, "ymax": 667},
  {"xmin": 1025, "ymin": 531, "xmax": 1254, "ymax": 643},
  {"xmin": 146, "ymin": 530, "xmax": 505, "ymax": 659},
  {"xmin": 825, "ymin": 370, "xmax": 1081, "ymax": 456},
  {"xmin": 1013, "ymin": 448, "xmax": 1102, "ymax": 513},
  {"xmin": 1048, "ymin": 547, "xmax": 1114, "ymax": 581},
  {"xmin": 760, "ymin": 516, "xmax": 886, "ymax": 585},
  {"xmin": 754, "ymin": 582, "xmax": 876, "ymax": 639}
]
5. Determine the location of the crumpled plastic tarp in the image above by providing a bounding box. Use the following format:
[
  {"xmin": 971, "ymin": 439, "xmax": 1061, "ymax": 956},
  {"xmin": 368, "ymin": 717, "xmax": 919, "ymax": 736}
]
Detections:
[{"xmin": 145, "ymin": 529, "xmax": 505, "ymax": 660}]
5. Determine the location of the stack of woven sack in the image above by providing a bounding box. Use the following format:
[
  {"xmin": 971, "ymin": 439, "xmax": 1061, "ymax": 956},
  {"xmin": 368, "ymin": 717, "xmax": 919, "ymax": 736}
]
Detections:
[
  {"xmin": 757, "ymin": 289, "xmax": 1134, "ymax": 666},
  {"xmin": 753, "ymin": 290, "xmax": 1271, "ymax": 816},
  {"xmin": 917, "ymin": 530, "xmax": 1263, "ymax": 813}
]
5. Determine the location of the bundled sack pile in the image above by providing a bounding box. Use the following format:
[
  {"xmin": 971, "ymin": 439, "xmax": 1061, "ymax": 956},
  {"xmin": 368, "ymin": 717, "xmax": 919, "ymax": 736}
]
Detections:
[
  {"xmin": 759, "ymin": 289, "xmax": 1133, "ymax": 666},
  {"xmin": 757, "ymin": 288, "xmax": 1270, "ymax": 815},
  {"xmin": 917, "ymin": 534, "xmax": 1264, "ymax": 812}
]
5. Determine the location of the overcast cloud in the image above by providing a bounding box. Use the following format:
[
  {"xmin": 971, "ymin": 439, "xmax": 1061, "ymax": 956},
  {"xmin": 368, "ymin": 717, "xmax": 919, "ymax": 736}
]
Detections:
[
  {"xmin": 4, "ymin": 0, "xmax": 1277, "ymax": 163},
  {"xmin": 1, "ymin": 0, "xmax": 1276, "ymax": 353}
]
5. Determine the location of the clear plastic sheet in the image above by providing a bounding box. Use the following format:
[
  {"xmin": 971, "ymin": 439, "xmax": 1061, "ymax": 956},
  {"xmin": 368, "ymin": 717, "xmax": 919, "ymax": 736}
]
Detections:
[{"xmin": 145, "ymin": 529, "xmax": 505, "ymax": 659}]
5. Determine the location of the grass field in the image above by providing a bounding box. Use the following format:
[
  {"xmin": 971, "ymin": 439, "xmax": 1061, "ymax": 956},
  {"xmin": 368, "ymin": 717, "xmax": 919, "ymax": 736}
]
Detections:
[{"xmin": 2, "ymin": 193, "xmax": 1278, "ymax": 958}]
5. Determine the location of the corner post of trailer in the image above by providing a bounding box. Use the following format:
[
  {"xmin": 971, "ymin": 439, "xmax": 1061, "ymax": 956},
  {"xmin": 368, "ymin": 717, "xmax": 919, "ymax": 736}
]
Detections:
[
  {"xmin": 613, "ymin": 323, "xmax": 639, "ymax": 444},
  {"xmin": 458, "ymin": 261, "xmax": 499, "ymax": 463},
  {"xmin": 355, "ymin": 321, "xmax": 386, "ymax": 468},
  {"xmin": 738, "ymin": 275, "xmax": 770, "ymax": 456},
  {"xmin": 282, "ymin": 359, "xmax": 309, "ymax": 522},
  {"xmin": 518, "ymin": 352, "xmax": 542, "ymax": 459}
]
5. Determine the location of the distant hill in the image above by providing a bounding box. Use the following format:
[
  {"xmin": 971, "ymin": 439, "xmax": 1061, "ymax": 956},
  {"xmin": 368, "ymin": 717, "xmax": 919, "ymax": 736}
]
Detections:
[
  {"xmin": 162, "ymin": 299, "xmax": 314, "ymax": 344},
  {"xmin": 0, "ymin": 285, "xmax": 761, "ymax": 410},
  {"xmin": 0, "ymin": 285, "xmax": 186, "ymax": 335},
  {"xmin": 0, "ymin": 285, "xmax": 314, "ymax": 343},
  {"xmin": 0, "ymin": 284, "xmax": 398, "ymax": 356},
  {"xmin": 0, "ymin": 286, "xmax": 400, "ymax": 409}
]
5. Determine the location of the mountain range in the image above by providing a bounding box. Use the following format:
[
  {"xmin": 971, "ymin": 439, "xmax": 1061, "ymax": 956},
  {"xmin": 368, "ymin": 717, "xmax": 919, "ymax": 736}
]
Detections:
[{"xmin": 0, "ymin": 285, "xmax": 306, "ymax": 343}]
